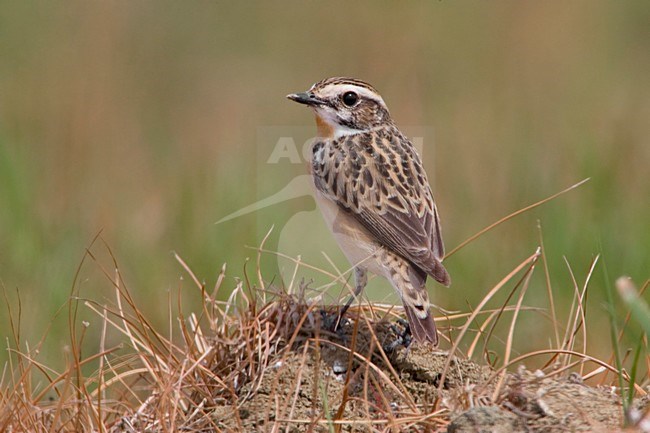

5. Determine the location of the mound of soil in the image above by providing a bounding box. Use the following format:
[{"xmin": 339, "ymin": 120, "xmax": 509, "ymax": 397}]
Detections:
[{"xmin": 209, "ymin": 311, "xmax": 644, "ymax": 432}]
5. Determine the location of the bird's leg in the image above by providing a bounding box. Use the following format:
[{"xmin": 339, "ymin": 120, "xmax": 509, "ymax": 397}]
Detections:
[{"xmin": 334, "ymin": 267, "xmax": 367, "ymax": 330}]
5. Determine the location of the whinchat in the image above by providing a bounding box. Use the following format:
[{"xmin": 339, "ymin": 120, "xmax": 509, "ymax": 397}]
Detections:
[{"xmin": 287, "ymin": 77, "xmax": 450, "ymax": 345}]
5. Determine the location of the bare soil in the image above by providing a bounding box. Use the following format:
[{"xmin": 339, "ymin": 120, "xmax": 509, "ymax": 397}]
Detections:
[{"xmin": 206, "ymin": 309, "xmax": 643, "ymax": 432}]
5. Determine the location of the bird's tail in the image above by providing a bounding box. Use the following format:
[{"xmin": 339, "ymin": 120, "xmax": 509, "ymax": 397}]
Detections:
[
  {"xmin": 388, "ymin": 258, "xmax": 441, "ymax": 345},
  {"xmin": 403, "ymin": 303, "xmax": 438, "ymax": 345},
  {"xmin": 399, "ymin": 267, "xmax": 439, "ymax": 345}
]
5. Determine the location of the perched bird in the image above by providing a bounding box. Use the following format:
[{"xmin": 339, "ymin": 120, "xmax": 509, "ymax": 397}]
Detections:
[{"xmin": 287, "ymin": 77, "xmax": 450, "ymax": 345}]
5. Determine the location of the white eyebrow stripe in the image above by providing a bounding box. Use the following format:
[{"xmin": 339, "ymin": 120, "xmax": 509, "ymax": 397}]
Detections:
[{"xmin": 319, "ymin": 84, "xmax": 386, "ymax": 106}]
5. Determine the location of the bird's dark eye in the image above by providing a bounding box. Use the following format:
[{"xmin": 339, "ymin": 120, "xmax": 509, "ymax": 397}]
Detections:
[{"xmin": 342, "ymin": 91, "xmax": 358, "ymax": 107}]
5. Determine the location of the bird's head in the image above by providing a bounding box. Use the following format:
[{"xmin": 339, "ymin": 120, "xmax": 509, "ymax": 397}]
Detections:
[{"xmin": 287, "ymin": 77, "xmax": 392, "ymax": 138}]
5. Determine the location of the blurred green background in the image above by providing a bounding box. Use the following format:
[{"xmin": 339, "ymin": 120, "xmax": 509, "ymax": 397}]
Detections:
[{"xmin": 1, "ymin": 2, "xmax": 648, "ymax": 371}]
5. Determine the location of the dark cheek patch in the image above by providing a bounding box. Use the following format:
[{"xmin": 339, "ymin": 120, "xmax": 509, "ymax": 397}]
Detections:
[
  {"xmin": 336, "ymin": 100, "xmax": 391, "ymax": 130},
  {"xmin": 338, "ymin": 115, "xmax": 357, "ymax": 129}
]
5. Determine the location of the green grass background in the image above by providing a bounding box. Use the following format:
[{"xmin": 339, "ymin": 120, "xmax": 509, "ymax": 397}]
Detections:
[{"xmin": 0, "ymin": 2, "xmax": 648, "ymax": 371}]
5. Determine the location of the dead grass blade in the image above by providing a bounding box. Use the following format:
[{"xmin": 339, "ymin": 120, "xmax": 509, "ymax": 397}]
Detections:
[
  {"xmin": 436, "ymin": 248, "xmax": 541, "ymax": 402},
  {"xmin": 445, "ymin": 178, "xmax": 589, "ymax": 259},
  {"xmin": 490, "ymin": 257, "xmax": 536, "ymax": 401}
]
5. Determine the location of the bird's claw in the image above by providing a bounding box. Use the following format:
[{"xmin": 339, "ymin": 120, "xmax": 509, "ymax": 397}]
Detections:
[
  {"xmin": 319, "ymin": 309, "xmax": 349, "ymax": 337},
  {"xmin": 383, "ymin": 319, "xmax": 413, "ymax": 352}
]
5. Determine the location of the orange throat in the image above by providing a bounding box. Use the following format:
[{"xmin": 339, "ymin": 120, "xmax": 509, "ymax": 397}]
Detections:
[{"xmin": 314, "ymin": 114, "xmax": 335, "ymax": 139}]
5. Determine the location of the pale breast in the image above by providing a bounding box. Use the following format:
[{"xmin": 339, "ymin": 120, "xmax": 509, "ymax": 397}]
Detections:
[{"xmin": 312, "ymin": 188, "xmax": 388, "ymax": 278}]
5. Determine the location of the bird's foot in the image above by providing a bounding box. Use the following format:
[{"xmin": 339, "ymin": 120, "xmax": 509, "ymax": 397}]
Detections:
[
  {"xmin": 319, "ymin": 309, "xmax": 349, "ymax": 337},
  {"xmin": 383, "ymin": 318, "xmax": 413, "ymax": 352}
]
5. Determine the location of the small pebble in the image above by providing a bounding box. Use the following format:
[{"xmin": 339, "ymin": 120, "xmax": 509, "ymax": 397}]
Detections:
[
  {"xmin": 567, "ymin": 372, "xmax": 583, "ymax": 384},
  {"xmin": 332, "ymin": 360, "xmax": 347, "ymax": 375}
]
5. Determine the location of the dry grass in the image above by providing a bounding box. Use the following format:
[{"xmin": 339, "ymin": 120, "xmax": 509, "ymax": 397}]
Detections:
[{"xmin": 1, "ymin": 183, "xmax": 648, "ymax": 432}]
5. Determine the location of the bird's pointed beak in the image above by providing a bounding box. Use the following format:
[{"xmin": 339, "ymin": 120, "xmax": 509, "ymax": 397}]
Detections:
[{"xmin": 286, "ymin": 92, "xmax": 325, "ymax": 106}]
